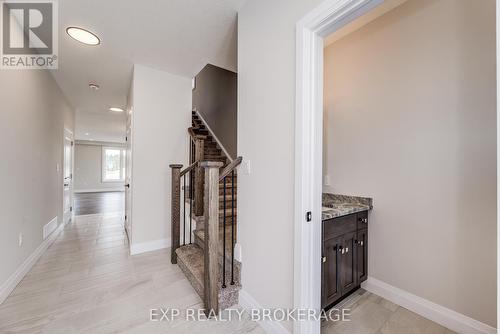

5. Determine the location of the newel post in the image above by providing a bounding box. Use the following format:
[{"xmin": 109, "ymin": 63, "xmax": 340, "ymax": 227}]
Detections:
[
  {"xmin": 200, "ymin": 161, "xmax": 223, "ymax": 316},
  {"xmin": 194, "ymin": 137, "xmax": 205, "ymax": 216},
  {"xmin": 169, "ymin": 164, "xmax": 183, "ymax": 264}
]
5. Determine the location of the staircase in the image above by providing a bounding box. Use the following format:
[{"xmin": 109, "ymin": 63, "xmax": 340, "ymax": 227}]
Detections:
[{"xmin": 170, "ymin": 111, "xmax": 242, "ymax": 314}]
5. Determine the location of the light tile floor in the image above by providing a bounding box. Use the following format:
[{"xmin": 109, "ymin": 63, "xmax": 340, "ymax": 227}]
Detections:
[
  {"xmin": 0, "ymin": 213, "xmax": 455, "ymax": 334},
  {"xmin": 321, "ymin": 289, "xmax": 456, "ymax": 334},
  {"xmin": 0, "ymin": 213, "xmax": 263, "ymax": 334}
]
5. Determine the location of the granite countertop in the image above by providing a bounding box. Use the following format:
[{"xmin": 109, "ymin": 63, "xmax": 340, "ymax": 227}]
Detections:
[{"xmin": 322, "ymin": 193, "xmax": 373, "ymax": 220}]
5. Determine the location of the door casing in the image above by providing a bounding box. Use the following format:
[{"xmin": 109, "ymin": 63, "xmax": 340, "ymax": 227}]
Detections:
[
  {"xmin": 63, "ymin": 128, "xmax": 74, "ymax": 225},
  {"xmin": 294, "ymin": 1, "xmax": 383, "ymax": 333}
]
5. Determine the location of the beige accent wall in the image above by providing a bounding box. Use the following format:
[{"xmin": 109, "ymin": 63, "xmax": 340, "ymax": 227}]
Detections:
[
  {"xmin": 323, "ymin": 0, "xmax": 496, "ymax": 327},
  {"xmin": 0, "ymin": 70, "xmax": 75, "ymax": 288},
  {"xmin": 193, "ymin": 64, "xmax": 238, "ymax": 158}
]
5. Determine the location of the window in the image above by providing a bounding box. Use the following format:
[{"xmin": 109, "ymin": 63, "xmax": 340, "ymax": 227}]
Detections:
[{"xmin": 102, "ymin": 147, "xmax": 125, "ymax": 182}]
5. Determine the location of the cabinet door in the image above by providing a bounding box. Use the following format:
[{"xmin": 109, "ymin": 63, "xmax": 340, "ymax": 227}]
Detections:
[
  {"xmin": 340, "ymin": 232, "xmax": 357, "ymax": 295},
  {"xmin": 322, "ymin": 236, "xmax": 342, "ymax": 307},
  {"xmin": 356, "ymin": 229, "xmax": 368, "ymax": 284}
]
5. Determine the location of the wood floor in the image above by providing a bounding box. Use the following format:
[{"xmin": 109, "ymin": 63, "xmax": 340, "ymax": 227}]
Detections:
[{"xmin": 74, "ymin": 192, "xmax": 125, "ymax": 216}]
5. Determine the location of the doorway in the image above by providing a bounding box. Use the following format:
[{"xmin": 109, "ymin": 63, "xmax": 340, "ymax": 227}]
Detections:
[
  {"xmin": 124, "ymin": 117, "xmax": 133, "ymax": 241},
  {"xmin": 63, "ymin": 128, "xmax": 74, "ymax": 225},
  {"xmin": 293, "ymin": 1, "xmax": 384, "ymax": 333}
]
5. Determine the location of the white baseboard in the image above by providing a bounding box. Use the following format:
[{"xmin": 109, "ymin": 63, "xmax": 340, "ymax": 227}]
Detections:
[
  {"xmin": 74, "ymin": 188, "xmax": 124, "ymax": 193},
  {"xmin": 0, "ymin": 219, "xmax": 64, "ymax": 305},
  {"xmin": 130, "ymin": 238, "xmax": 171, "ymax": 255},
  {"xmin": 362, "ymin": 277, "xmax": 496, "ymax": 334},
  {"xmin": 43, "ymin": 217, "xmax": 58, "ymax": 240},
  {"xmin": 239, "ymin": 289, "xmax": 290, "ymax": 334}
]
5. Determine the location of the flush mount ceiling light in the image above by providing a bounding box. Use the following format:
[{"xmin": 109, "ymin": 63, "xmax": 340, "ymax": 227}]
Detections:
[
  {"xmin": 109, "ymin": 107, "xmax": 124, "ymax": 113},
  {"xmin": 66, "ymin": 27, "xmax": 100, "ymax": 46},
  {"xmin": 89, "ymin": 83, "xmax": 100, "ymax": 91}
]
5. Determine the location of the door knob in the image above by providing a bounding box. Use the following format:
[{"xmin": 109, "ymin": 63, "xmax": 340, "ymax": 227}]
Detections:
[{"xmin": 125, "ymin": 184, "xmax": 130, "ymax": 188}]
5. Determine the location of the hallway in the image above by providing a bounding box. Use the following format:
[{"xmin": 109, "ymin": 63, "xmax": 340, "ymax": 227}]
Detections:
[{"xmin": 0, "ymin": 213, "xmax": 262, "ymax": 333}]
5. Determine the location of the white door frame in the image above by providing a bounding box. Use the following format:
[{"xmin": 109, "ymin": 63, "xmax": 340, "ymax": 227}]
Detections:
[
  {"xmin": 294, "ymin": 1, "xmax": 383, "ymax": 333},
  {"xmin": 63, "ymin": 128, "xmax": 74, "ymax": 224}
]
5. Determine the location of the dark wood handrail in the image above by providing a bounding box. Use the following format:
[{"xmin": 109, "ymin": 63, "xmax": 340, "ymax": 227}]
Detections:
[
  {"xmin": 188, "ymin": 127, "xmax": 207, "ymax": 141},
  {"xmin": 219, "ymin": 156, "xmax": 243, "ymax": 181},
  {"xmin": 180, "ymin": 161, "xmax": 198, "ymax": 177}
]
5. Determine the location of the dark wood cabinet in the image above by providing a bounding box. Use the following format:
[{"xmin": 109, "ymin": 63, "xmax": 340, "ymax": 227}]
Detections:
[
  {"xmin": 356, "ymin": 229, "xmax": 368, "ymax": 284},
  {"xmin": 322, "ymin": 237, "xmax": 341, "ymax": 307},
  {"xmin": 340, "ymin": 231, "xmax": 356, "ymax": 295},
  {"xmin": 322, "ymin": 211, "xmax": 368, "ymax": 309}
]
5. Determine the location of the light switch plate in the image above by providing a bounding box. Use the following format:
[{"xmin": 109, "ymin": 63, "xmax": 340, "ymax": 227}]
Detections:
[
  {"xmin": 324, "ymin": 174, "xmax": 331, "ymax": 186},
  {"xmin": 244, "ymin": 160, "xmax": 251, "ymax": 175},
  {"xmin": 234, "ymin": 243, "xmax": 242, "ymax": 262}
]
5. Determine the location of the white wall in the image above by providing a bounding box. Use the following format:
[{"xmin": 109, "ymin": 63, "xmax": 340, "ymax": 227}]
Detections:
[
  {"xmin": 0, "ymin": 70, "xmax": 74, "ymax": 290},
  {"xmin": 323, "ymin": 0, "xmax": 496, "ymax": 327},
  {"xmin": 130, "ymin": 64, "xmax": 191, "ymax": 248},
  {"xmin": 75, "ymin": 111, "xmax": 126, "ymax": 143},
  {"xmin": 238, "ymin": 0, "xmax": 324, "ymax": 331},
  {"xmin": 239, "ymin": 0, "xmax": 496, "ymax": 331},
  {"xmin": 74, "ymin": 142, "xmax": 125, "ymax": 193}
]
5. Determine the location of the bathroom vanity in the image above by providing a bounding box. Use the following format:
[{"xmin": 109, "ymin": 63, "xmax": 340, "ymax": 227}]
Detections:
[{"xmin": 322, "ymin": 194, "xmax": 373, "ymax": 308}]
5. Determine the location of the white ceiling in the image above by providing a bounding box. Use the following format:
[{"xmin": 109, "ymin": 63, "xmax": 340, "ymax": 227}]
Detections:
[{"xmin": 52, "ymin": 0, "xmax": 244, "ymax": 142}]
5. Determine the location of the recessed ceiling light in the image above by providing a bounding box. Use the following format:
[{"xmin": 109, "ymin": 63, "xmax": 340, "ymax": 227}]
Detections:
[
  {"xmin": 89, "ymin": 83, "xmax": 100, "ymax": 91},
  {"xmin": 66, "ymin": 27, "xmax": 100, "ymax": 46},
  {"xmin": 109, "ymin": 107, "xmax": 124, "ymax": 113},
  {"xmin": 85, "ymin": 132, "xmax": 90, "ymax": 136}
]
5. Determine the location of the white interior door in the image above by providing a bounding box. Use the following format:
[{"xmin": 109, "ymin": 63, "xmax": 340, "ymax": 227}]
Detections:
[
  {"xmin": 63, "ymin": 129, "xmax": 74, "ymax": 224},
  {"xmin": 124, "ymin": 121, "xmax": 132, "ymax": 240}
]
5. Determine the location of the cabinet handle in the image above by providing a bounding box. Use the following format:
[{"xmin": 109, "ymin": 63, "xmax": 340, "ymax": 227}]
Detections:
[
  {"xmin": 358, "ymin": 218, "xmax": 368, "ymax": 223},
  {"xmin": 322, "ymin": 256, "xmax": 327, "ymax": 263},
  {"xmin": 345, "ymin": 247, "xmax": 349, "ymax": 253},
  {"xmin": 360, "ymin": 241, "xmax": 364, "ymax": 246}
]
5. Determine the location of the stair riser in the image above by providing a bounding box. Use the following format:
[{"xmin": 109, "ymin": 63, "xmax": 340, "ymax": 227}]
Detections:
[
  {"xmin": 193, "ymin": 233, "xmax": 242, "ymax": 282},
  {"xmin": 218, "ymin": 204, "xmax": 237, "ymax": 210},
  {"xmin": 177, "ymin": 249, "xmax": 239, "ymax": 310},
  {"xmin": 219, "ymin": 189, "xmax": 236, "ymax": 195}
]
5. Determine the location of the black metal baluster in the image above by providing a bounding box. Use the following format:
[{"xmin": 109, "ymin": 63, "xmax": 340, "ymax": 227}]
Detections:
[
  {"xmin": 183, "ymin": 175, "xmax": 186, "ymax": 246},
  {"xmin": 189, "ymin": 170, "xmax": 193, "ymax": 244},
  {"xmin": 222, "ymin": 176, "xmax": 227, "ymax": 288},
  {"xmin": 231, "ymin": 170, "xmax": 235, "ymax": 285},
  {"xmin": 188, "ymin": 139, "xmax": 192, "ymax": 244}
]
